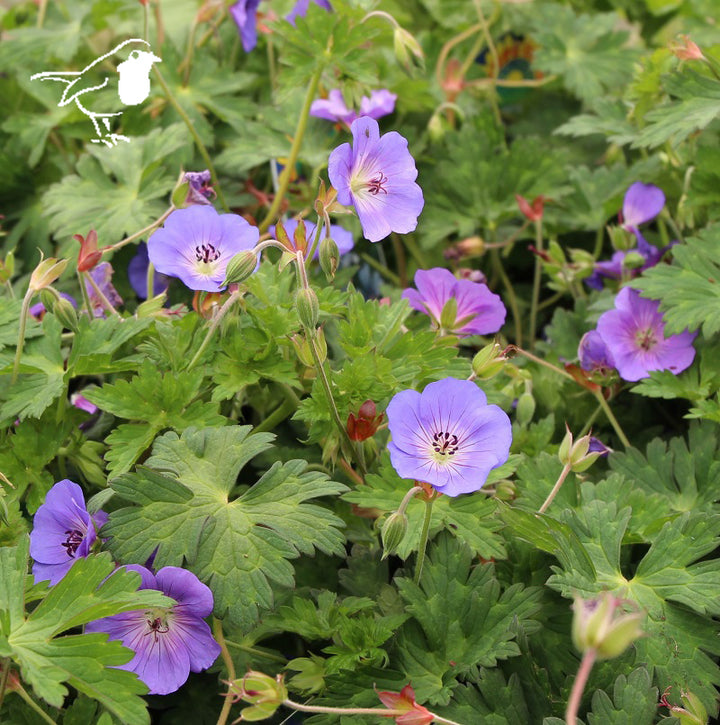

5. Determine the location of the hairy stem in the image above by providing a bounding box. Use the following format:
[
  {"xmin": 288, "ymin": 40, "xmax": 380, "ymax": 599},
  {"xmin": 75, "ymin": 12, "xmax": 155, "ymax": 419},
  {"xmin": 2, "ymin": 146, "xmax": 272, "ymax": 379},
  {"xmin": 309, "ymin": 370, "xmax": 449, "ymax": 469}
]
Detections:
[
  {"xmin": 11, "ymin": 289, "xmax": 33, "ymax": 384},
  {"xmin": 103, "ymin": 206, "xmax": 175, "ymax": 255},
  {"xmin": 491, "ymin": 249, "xmax": 522, "ymax": 346},
  {"xmin": 538, "ymin": 462, "xmax": 572, "ymax": 514},
  {"xmin": 414, "ymin": 496, "xmax": 435, "ymax": 585},
  {"xmin": 186, "ymin": 290, "xmax": 241, "ymax": 371},
  {"xmin": 528, "ymin": 218, "xmax": 544, "ymax": 350},
  {"xmin": 566, "ymin": 648, "xmax": 597, "ymax": 725},
  {"xmin": 83, "ymin": 270, "xmax": 121, "ymax": 318},
  {"xmin": 15, "ymin": 682, "xmax": 57, "ymax": 725},
  {"xmin": 214, "ymin": 618, "xmax": 237, "ymax": 725},
  {"xmin": 593, "ymin": 389, "xmax": 631, "ymax": 449}
]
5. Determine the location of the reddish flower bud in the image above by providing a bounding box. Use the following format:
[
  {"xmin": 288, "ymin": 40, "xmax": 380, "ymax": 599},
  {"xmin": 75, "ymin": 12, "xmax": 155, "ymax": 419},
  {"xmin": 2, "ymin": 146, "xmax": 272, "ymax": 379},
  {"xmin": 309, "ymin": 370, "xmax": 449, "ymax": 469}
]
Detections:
[
  {"xmin": 75, "ymin": 229, "xmax": 103, "ymax": 272},
  {"xmin": 376, "ymin": 684, "xmax": 434, "ymax": 725},
  {"xmin": 670, "ymin": 35, "xmax": 704, "ymax": 61},
  {"xmin": 347, "ymin": 400, "xmax": 384, "ymax": 441},
  {"xmin": 516, "ymin": 194, "xmax": 545, "ymax": 222}
]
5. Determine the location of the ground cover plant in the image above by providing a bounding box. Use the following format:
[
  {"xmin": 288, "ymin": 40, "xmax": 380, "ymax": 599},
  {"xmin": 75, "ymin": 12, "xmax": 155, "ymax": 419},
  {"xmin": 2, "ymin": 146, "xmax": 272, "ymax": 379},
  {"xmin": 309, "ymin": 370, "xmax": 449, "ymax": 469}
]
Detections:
[{"xmin": 1, "ymin": 0, "xmax": 720, "ymax": 723}]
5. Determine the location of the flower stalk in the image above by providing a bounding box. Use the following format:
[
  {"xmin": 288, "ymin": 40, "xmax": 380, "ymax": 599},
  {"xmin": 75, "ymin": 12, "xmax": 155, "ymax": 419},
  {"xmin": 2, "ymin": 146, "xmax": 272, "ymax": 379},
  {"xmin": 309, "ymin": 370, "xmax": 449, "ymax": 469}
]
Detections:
[
  {"xmin": 414, "ymin": 494, "xmax": 435, "ymax": 585},
  {"xmin": 538, "ymin": 462, "xmax": 572, "ymax": 514},
  {"xmin": 214, "ymin": 618, "xmax": 237, "ymax": 725},
  {"xmin": 528, "ymin": 217, "xmax": 544, "ymax": 350},
  {"xmin": 186, "ymin": 290, "xmax": 242, "ymax": 371},
  {"xmin": 565, "ymin": 648, "xmax": 597, "ymax": 725}
]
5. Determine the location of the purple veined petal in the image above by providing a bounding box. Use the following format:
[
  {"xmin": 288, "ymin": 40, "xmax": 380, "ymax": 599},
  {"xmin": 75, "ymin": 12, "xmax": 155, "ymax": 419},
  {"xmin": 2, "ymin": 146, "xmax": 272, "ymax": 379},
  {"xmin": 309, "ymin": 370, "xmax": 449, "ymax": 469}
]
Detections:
[
  {"xmin": 310, "ymin": 89, "xmax": 357, "ymax": 125},
  {"xmin": 622, "ymin": 182, "xmax": 665, "ymax": 229},
  {"xmin": 359, "ymin": 90, "xmax": 397, "ymax": 120},
  {"xmin": 32, "ymin": 559, "xmax": 75, "ymax": 586},
  {"xmin": 405, "ymin": 267, "xmax": 457, "ymax": 321},
  {"xmin": 86, "ymin": 263, "xmax": 123, "ymax": 317},
  {"xmin": 327, "ymin": 142, "xmax": 354, "ymax": 207},
  {"xmin": 167, "ymin": 613, "xmax": 221, "ymax": 672},
  {"xmin": 578, "ymin": 330, "xmax": 616, "ymax": 372},
  {"xmin": 453, "ymin": 278, "xmax": 506, "ymax": 335},
  {"xmin": 229, "ymin": 0, "xmax": 262, "ymax": 53},
  {"xmin": 155, "ymin": 567, "xmax": 215, "ymax": 618},
  {"xmin": 128, "ymin": 242, "xmax": 171, "ymax": 299}
]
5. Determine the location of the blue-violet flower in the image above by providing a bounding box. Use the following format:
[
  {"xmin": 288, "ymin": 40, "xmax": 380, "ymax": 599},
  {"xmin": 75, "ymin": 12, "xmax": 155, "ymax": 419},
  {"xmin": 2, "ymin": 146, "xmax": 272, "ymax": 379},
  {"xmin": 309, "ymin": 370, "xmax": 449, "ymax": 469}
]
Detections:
[
  {"xmin": 229, "ymin": 0, "xmax": 262, "ymax": 52},
  {"xmin": 85, "ymin": 262, "xmax": 123, "ymax": 317},
  {"xmin": 386, "ymin": 378, "xmax": 512, "ymax": 496},
  {"xmin": 148, "ymin": 206, "xmax": 259, "ymax": 292},
  {"xmin": 311, "ymin": 89, "xmax": 397, "ymax": 126},
  {"xmin": 128, "ymin": 242, "xmax": 171, "ymax": 299},
  {"xmin": 29, "ymin": 479, "xmax": 108, "ymax": 585},
  {"xmin": 402, "ymin": 267, "xmax": 506, "ymax": 337},
  {"xmin": 595, "ymin": 287, "xmax": 696, "ymax": 382},
  {"xmin": 86, "ymin": 565, "xmax": 221, "ymax": 695},
  {"xmin": 269, "ymin": 218, "xmax": 354, "ymax": 258},
  {"xmin": 328, "ymin": 117, "xmax": 423, "ymax": 242}
]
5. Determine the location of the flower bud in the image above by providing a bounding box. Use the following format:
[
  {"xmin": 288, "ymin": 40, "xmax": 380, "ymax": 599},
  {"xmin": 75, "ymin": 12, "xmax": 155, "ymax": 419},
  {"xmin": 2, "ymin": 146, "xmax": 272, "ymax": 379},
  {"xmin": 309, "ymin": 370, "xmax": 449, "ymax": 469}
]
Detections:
[
  {"xmin": 274, "ymin": 221, "xmax": 293, "ymax": 253},
  {"xmin": 293, "ymin": 219, "xmax": 308, "ymax": 255},
  {"xmin": 75, "ymin": 229, "xmax": 103, "ymax": 272},
  {"xmin": 347, "ymin": 399, "xmax": 384, "ymax": 441},
  {"xmin": 29, "ymin": 256, "xmax": 68, "ymax": 292},
  {"xmin": 223, "ymin": 250, "xmax": 258, "ymax": 286},
  {"xmin": 427, "ymin": 112, "xmax": 445, "ymax": 142},
  {"xmin": 608, "ymin": 224, "xmax": 635, "ymax": 252},
  {"xmin": 296, "ymin": 287, "xmax": 319, "ymax": 329},
  {"xmin": 670, "ymin": 35, "xmax": 704, "ymax": 61},
  {"xmin": 290, "ymin": 333, "xmax": 314, "ymax": 367},
  {"xmin": 381, "ymin": 511, "xmax": 408, "ymax": 559},
  {"xmin": 0, "ymin": 250, "xmax": 14, "ymax": 284},
  {"xmin": 572, "ymin": 592, "xmax": 644, "ymax": 660},
  {"xmin": 494, "ymin": 479, "xmax": 516, "ymax": 501},
  {"xmin": 472, "ymin": 342, "xmax": 505, "ymax": 379},
  {"xmin": 228, "ymin": 671, "xmax": 287, "ymax": 722},
  {"xmin": 319, "ymin": 236, "xmax": 339, "ymax": 281},
  {"xmin": 516, "ymin": 392, "xmax": 535, "ymax": 426},
  {"xmin": 623, "ymin": 251, "xmax": 646, "ymax": 270},
  {"xmin": 393, "ymin": 26, "xmax": 425, "ymax": 75},
  {"xmin": 53, "ymin": 295, "xmax": 79, "ymax": 332},
  {"xmin": 516, "ymin": 194, "xmax": 545, "ymax": 222}
]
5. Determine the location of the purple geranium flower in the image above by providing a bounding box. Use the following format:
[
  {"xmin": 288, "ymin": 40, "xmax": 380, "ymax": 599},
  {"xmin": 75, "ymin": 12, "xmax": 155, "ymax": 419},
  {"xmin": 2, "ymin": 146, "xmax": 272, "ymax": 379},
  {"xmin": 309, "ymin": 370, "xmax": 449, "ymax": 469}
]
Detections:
[
  {"xmin": 402, "ymin": 267, "xmax": 506, "ymax": 337},
  {"xmin": 578, "ymin": 330, "xmax": 616, "ymax": 374},
  {"xmin": 595, "ymin": 287, "xmax": 696, "ymax": 382},
  {"xmin": 310, "ymin": 89, "xmax": 397, "ymax": 126},
  {"xmin": 29, "ymin": 479, "xmax": 108, "ymax": 585},
  {"xmin": 269, "ymin": 218, "xmax": 354, "ymax": 258},
  {"xmin": 386, "ymin": 378, "xmax": 512, "ymax": 496},
  {"xmin": 229, "ymin": 0, "xmax": 262, "ymax": 52},
  {"xmin": 286, "ymin": 0, "xmax": 331, "ymax": 25},
  {"xmin": 328, "ymin": 117, "xmax": 424, "ymax": 242},
  {"xmin": 86, "ymin": 565, "xmax": 221, "ymax": 695},
  {"xmin": 183, "ymin": 170, "xmax": 215, "ymax": 206},
  {"xmin": 621, "ymin": 182, "xmax": 665, "ymax": 235},
  {"xmin": 147, "ymin": 206, "xmax": 259, "ymax": 292},
  {"xmin": 85, "ymin": 262, "xmax": 123, "ymax": 317},
  {"xmin": 128, "ymin": 243, "xmax": 171, "ymax": 300}
]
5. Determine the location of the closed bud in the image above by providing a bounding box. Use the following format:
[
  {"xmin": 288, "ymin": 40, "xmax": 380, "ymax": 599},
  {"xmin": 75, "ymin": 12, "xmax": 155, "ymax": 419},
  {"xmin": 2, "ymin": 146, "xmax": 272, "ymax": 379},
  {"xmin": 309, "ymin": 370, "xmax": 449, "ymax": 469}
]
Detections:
[
  {"xmin": 224, "ymin": 251, "xmax": 258, "ymax": 286},
  {"xmin": 274, "ymin": 221, "xmax": 293, "ymax": 252},
  {"xmin": 572, "ymin": 592, "xmax": 644, "ymax": 660},
  {"xmin": 381, "ymin": 511, "xmax": 408, "ymax": 559},
  {"xmin": 296, "ymin": 287, "xmax": 319, "ymax": 329},
  {"xmin": 516, "ymin": 392, "xmax": 535, "ymax": 426},
  {"xmin": 427, "ymin": 113, "xmax": 445, "ymax": 142},
  {"xmin": 472, "ymin": 342, "xmax": 505, "ymax": 379},
  {"xmin": 40, "ymin": 288, "xmax": 60, "ymax": 311},
  {"xmin": 319, "ymin": 236, "xmax": 339, "ymax": 281},
  {"xmin": 494, "ymin": 479, "xmax": 516, "ymax": 501},
  {"xmin": 53, "ymin": 295, "xmax": 79, "ymax": 332},
  {"xmin": 393, "ymin": 26, "xmax": 425, "ymax": 75},
  {"xmin": 290, "ymin": 333, "xmax": 314, "ymax": 367},
  {"xmin": 623, "ymin": 251, "xmax": 646, "ymax": 270},
  {"xmin": 677, "ymin": 691, "xmax": 708, "ymax": 725},
  {"xmin": 608, "ymin": 224, "xmax": 634, "ymax": 252},
  {"xmin": 558, "ymin": 425, "xmax": 574, "ymax": 466},
  {"xmin": 314, "ymin": 326, "xmax": 327, "ymax": 364},
  {"xmin": 293, "ymin": 219, "xmax": 308, "ymax": 254},
  {"xmin": 29, "ymin": 256, "xmax": 68, "ymax": 292},
  {"xmin": 228, "ymin": 671, "xmax": 287, "ymax": 721}
]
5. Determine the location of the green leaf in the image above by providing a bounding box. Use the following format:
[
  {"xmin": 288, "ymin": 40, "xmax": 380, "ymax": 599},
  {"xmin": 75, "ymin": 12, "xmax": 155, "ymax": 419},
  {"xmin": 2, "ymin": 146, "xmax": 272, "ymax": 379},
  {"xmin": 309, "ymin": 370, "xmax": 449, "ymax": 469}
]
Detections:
[
  {"xmin": 105, "ymin": 427, "xmax": 347, "ymax": 628},
  {"xmin": 83, "ymin": 359, "xmax": 226, "ymax": 475},
  {"xmin": 395, "ymin": 534, "xmax": 543, "ymax": 704},
  {"xmin": 634, "ymin": 69, "xmax": 720, "ymax": 148},
  {"xmin": 1, "ymin": 538, "xmax": 170, "ymax": 724},
  {"xmin": 41, "ymin": 124, "xmax": 188, "ymax": 245},
  {"xmin": 630, "ymin": 223, "xmax": 720, "ymax": 337}
]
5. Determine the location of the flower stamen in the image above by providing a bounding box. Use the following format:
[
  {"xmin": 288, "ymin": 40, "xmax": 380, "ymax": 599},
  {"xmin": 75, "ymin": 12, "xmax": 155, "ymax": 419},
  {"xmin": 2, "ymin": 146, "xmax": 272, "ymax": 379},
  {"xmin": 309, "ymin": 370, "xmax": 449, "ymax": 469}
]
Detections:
[
  {"xmin": 195, "ymin": 243, "xmax": 221, "ymax": 264},
  {"xmin": 431, "ymin": 430, "xmax": 459, "ymax": 458},
  {"xmin": 366, "ymin": 171, "xmax": 388, "ymax": 195},
  {"xmin": 61, "ymin": 528, "xmax": 84, "ymax": 558},
  {"xmin": 635, "ymin": 327, "xmax": 657, "ymax": 351}
]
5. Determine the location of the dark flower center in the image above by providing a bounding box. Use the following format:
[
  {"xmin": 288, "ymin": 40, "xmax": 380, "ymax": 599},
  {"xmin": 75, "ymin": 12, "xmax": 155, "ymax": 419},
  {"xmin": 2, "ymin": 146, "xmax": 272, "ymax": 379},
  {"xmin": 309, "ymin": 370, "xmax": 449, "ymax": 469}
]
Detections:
[
  {"xmin": 61, "ymin": 529, "xmax": 84, "ymax": 558},
  {"xmin": 366, "ymin": 171, "xmax": 388, "ymax": 195},
  {"xmin": 195, "ymin": 243, "xmax": 221, "ymax": 264},
  {"xmin": 635, "ymin": 327, "xmax": 658, "ymax": 351},
  {"xmin": 432, "ymin": 430, "xmax": 459, "ymax": 457},
  {"xmin": 144, "ymin": 611, "xmax": 171, "ymax": 643}
]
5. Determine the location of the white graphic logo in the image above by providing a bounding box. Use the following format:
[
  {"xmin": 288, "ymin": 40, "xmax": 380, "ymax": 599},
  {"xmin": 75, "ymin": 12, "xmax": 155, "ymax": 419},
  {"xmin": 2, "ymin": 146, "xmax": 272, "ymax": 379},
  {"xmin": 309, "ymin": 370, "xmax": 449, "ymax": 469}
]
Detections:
[{"xmin": 31, "ymin": 38, "xmax": 161, "ymax": 147}]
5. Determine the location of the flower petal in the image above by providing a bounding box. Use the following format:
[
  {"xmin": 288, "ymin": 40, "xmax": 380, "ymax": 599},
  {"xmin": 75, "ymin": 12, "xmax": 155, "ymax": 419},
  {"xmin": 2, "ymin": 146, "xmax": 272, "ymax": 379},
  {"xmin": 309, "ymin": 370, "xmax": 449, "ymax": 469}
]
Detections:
[{"xmin": 622, "ymin": 182, "xmax": 665, "ymax": 228}]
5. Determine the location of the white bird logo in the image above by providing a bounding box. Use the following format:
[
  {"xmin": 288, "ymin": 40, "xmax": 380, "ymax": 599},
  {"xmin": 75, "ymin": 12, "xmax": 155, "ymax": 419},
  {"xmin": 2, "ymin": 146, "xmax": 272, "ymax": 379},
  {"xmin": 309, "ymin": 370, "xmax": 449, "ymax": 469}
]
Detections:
[{"xmin": 31, "ymin": 38, "xmax": 162, "ymax": 147}]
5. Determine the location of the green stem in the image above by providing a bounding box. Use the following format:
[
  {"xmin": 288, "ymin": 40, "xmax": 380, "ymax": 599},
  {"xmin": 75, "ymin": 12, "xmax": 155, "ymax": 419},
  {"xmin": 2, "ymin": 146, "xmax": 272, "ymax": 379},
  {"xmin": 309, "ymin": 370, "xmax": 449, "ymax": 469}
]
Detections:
[
  {"xmin": 398, "ymin": 485, "xmax": 423, "ymax": 515},
  {"xmin": 11, "ymin": 289, "xmax": 33, "ymax": 384},
  {"xmin": 357, "ymin": 252, "xmax": 401, "ymax": 285},
  {"xmin": 491, "ymin": 248, "xmax": 522, "ymax": 346},
  {"xmin": 223, "ymin": 640, "xmax": 287, "ymax": 664},
  {"xmin": 566, "ymin": 648, "xmax": 597, "ymax": 725},
  {"xmin": 83, "ymin": 271, "xmax": 120, "ymax": 318},
  {"xmin": 592, "ymin": 390, "xmax": 631, "ymax": 449},
  {"xmin": 528, "ymin": 218, "xmax": 544, "ymax": 351},
  {"xmin": 391, "ymin": 233, "xmax": 408, "ymax": 288},
  {"xmin": 538, "ymin": 462, "xmax": 572, "ymax": 514},
  {"xmin": 152, "ymin": 67, "xmax": 229, "ymax": 212},
  {"xmin": 37, "ymin": 0, "xmax": 48, "ymax": 27},
  {"xmin": 414, "ymin": 496, "xmax": 435, "ymax": 585},
  {"xmin": 76, "ymin": 269, "xmax": 93, "ymax": 318},
  {"xmin": 15, "ymin": 682, "xmax": 57, "ymax": 725},
  {"xmin": 4, "ymin": 280, "xmax": 14, "ymax": 299},
  {"xmin": 214, "ymin": 618, "xmax": 237, "ymax": 725},
  {"xmin": 186, "ymin": 291, "xmax": 241, "ymax": 371},
  {"xmin": 578, "ymin": 403, "xmax": 602, "ymax": 438},
  {"xmin": 259, "ymin": 59, "xmax": 327, "ymax": 233},
  {"xmin": 253, "ymin": 398, "xmax": 296, "ymax": 433},
  {"xmin": 400, "ymin": 234, "xmax": 428, "ymax": 269},
  {"xmin": 593, "ymin": 225, "xmax": 605, "ymax": 259},
  {"xmin": 511, "ymin": 345, "xmax": 577, "ymax": 383},
  {"xmin": 145, "ymin": 260, "xmax": 156, "ymax": 300},
  {"xmin": 103, "ymin": 206, "xmax": 175, "ymax": 255},
  {"xmin": 284, "ymin": 699, "xmax": 407, "ymax": 717},
  {"xmin": 0, "ymin": 657, "xmax": 11, "ymax": 712}
]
